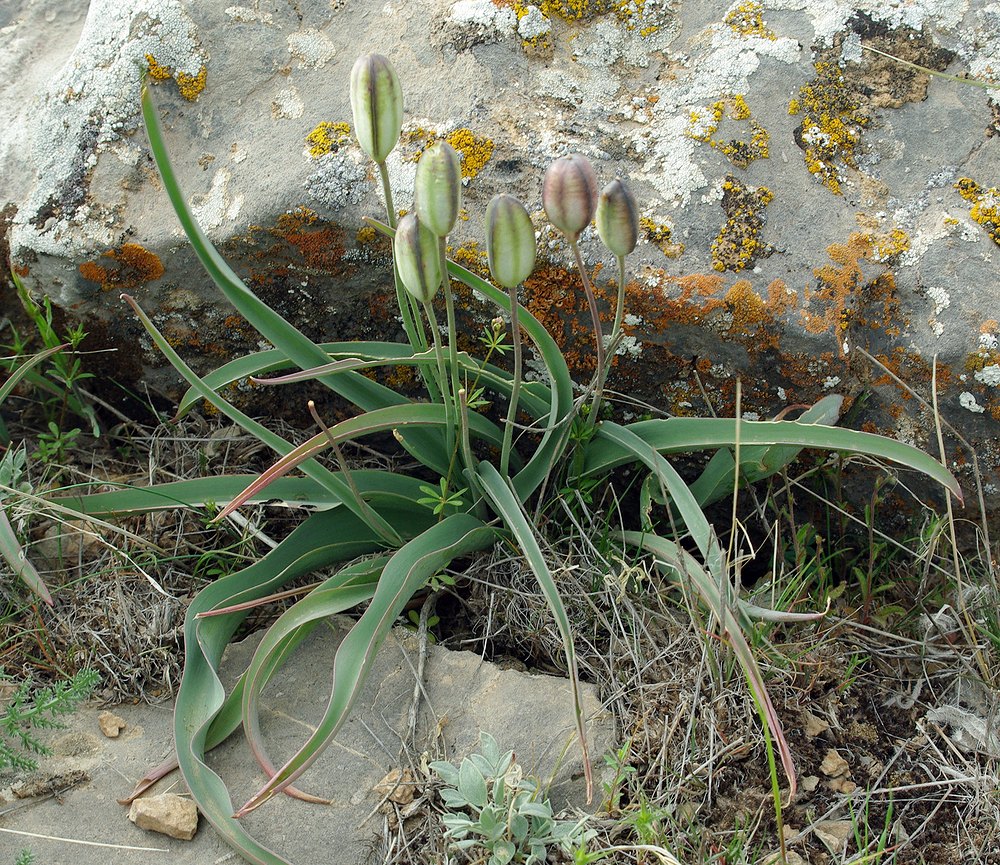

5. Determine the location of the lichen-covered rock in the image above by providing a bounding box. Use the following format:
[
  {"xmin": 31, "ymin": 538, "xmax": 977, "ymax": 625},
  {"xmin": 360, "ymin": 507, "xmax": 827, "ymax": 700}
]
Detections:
[{"xmin": 2, "ymin": 0, "xmax": 999, "ymax": 516}]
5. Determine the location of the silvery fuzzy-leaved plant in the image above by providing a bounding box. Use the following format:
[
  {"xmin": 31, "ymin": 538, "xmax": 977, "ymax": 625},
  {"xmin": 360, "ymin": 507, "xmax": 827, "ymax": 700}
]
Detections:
[
  {"xmin": 52, "ymin": 52, "xmax": 963, "ymax": 865},
  {"xmin": 430, "ymin": 732, "xmax": 595, "ymax": 865}
]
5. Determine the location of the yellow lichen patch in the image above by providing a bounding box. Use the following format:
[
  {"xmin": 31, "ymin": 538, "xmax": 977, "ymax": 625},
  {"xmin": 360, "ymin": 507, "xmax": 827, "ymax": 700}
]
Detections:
[
  {"xmin": 145, "ymin": 54, "xmax": 206, "ymax": 101},
  {"xmin": 639, "ymin": 217, "xmax": 684, "ymax": 257},
  {"xmin": 866, "ymin": 228, "xmax": 911, "ymax": 262},
  {"xmin": 356, "ymin": 225, "xmax": 377, "ymax": 245},
  {"xmin": 446, "ymin": 240, "xmax": 491, "ymax": 280},
  {"xmin": 445, "ymin": 128, "xmax": 494, "ymax": 179},
  {"xmin": 78, "ymin": 243, "xmax": 165, "ymax": 292},
  {"xmin": 306, "ymin": 121, "xmax": 351, "ymax": 158},
  {"xmin": 724, "ymin": 1, "xmax": 776, "ymax": 39},
  {"xmin": 711, "ymin": 177, "xmax": 774, "ymax": 273},
  {"xmin": 955, "ymin": 178, "xmax": 1000, "ymax": 247},
  {"xmin": 688, "ymin": 95, "xmax": 769, "ymax": 170},
  {"xmin": 788, "ymin": 62, "xmax": 868, "ymax": 195}
]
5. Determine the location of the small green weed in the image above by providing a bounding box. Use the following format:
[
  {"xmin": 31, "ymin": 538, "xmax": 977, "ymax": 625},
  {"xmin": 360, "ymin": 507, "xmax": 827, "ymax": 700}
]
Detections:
[{"xmin": 0, "ymin": 668, "xmax": 99, "ymax": 771}]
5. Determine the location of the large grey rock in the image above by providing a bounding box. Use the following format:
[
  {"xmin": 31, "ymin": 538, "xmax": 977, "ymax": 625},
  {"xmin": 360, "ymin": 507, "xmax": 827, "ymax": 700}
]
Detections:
[
  {"xmin": 0, "ymin": 622, "xmax": 612, "ymax": 864},
  {"xmin": 2, "ymin": 0, "xmax": 999, "ymax": 515}
]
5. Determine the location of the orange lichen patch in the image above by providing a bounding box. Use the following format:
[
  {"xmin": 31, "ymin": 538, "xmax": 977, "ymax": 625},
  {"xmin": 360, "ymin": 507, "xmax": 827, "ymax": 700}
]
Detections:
[
  {"xmin": 800, "ymin": 232, "xmax": 906, "ymax": 353},
  {"xmin": 689, "ymin": 95, "xmax": 770, "ymax": 170},
  {"xmin": 445, "ymin": 128, "xmax": 494, "ymax": 179},
  {"xmin": 78, "ymin": 243, "xmax": 165, "ymax": 292},
  {"xmin": 725, "ymin": 280, "xmax": 768, "ymax": 333},
  {"xmin": 145, "ymin": 54, "xmax": 207, "ymax": 101},
  {"xmin": 12, "ymin": 264, "xmax": 29, "ymax": 278},
  {"xmin": 711, "ymin": 177, "xmax": 773, "ymax": 272},
  {"xmin": 955, "ymin": 178, "xmax": 1000, "ymax": 247},
  {"xmin": 724, "ymin": 1, "xmax": 776, "ymax": 39},
  {"xmin": 306, "ymin": 121, "xmax": 351, "ymax": 158},
  {"xmin": 271, "ymin": 207, "xmax": 345, "ymax": 271}
]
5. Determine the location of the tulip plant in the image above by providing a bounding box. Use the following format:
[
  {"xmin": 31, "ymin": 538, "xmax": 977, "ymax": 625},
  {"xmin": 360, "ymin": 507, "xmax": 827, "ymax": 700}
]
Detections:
[{"xmin": 58, "ymin": 55, "xmax": 962, "ymax": 865}]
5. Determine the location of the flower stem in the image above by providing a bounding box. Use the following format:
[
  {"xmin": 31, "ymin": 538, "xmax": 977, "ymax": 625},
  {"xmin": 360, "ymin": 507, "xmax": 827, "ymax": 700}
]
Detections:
[
  {"xmin": 570, "ymin": 240, "xmax": 606, "ymax": 424},
  {"xmin": 378, "ymin": 161, "xmax": 428, "ymax": 358},
  {"xmin": 500, "ymin": 285, "xmax": 523, "ymax": 478},
  {"xmin": 422, "ymin": 298, "xmax": 454, "ymax": 457}
]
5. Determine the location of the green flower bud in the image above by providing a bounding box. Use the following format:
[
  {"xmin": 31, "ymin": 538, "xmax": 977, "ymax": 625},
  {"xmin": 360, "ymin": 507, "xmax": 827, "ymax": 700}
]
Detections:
[
  {"xmin": 542, "ymin": 154, "xmax": 598, "ymax": 240},
  {"xmin": 394, "ymin": 214, "xmax": 441, "ymax": 304},
  {"xmin": 414, "ymin": 141, "xmax": 462, "ymax": 238},
  {"xmin": 350, "ymin": 53, "xmax": 403, "ymax": 164},
  {"xmin": 596, "ymin": 178, "xmax": 638, "ymax": 257},
  {"xmin": 486, "ymin": 194, "xmax": 536, "ymax": 289}
]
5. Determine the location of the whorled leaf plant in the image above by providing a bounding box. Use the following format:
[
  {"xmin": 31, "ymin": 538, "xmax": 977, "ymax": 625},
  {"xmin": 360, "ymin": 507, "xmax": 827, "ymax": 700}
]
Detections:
[{"xmin": 53, "ymin": 55, "xmax": 963, "ymax": 865}]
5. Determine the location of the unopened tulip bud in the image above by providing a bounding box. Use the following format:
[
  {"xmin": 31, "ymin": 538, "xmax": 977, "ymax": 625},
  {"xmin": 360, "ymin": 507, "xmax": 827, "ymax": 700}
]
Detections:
[
  {"xmin": 486, "ymin": 194, "xmax": 536, "ymax": 289},
  {"xmin": 542, "ymin": 154, "xmax": 598, "ymax": 240},
  {"xmin": 596, "ymin": 178, "xmax": 638, "ymax": 257},
  {"xmin": 394, "ymin": 214, "xmax": 441, "ymax": 304},
  {"xmin": 414, "ymin": 141, "xmax": 462, "ymax": 238},
  {"xmin": 350, "ymin": 54, "xmax": 403, "ymax": 164}
]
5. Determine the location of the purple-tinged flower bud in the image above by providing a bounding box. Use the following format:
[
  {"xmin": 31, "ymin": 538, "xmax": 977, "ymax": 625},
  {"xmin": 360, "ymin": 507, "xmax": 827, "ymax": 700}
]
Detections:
[
  {"xmin": 596, "ymin": 178, "xmax": 638, "ymax": 257},
  {"xmin": 350, "ymin": 54, "xmax": 403, "ymax": 164},
  {"xmin": 542, "ymin": 154, "xmax": 598, "ymax": 240},
  {"xmin": 486, "ymin": 194, "xmax": 536, "ymax": 289},
  {"xmin": 414, "ymin": 141, "xmax": 462, "ymax": 237},
  {"xmin": 394, "ymin": 214, "xmax": 441, "ymax": 304}
]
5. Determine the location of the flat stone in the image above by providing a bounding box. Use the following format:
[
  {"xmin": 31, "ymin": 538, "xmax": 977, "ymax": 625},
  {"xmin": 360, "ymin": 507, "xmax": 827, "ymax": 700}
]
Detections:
[
  {"xmin": 0, "ymin": 621, "xmax": 612, "ymax": 864},
  {"xmin": 128, "ymin": 792, "xmax": 199, "ymax": 841}
]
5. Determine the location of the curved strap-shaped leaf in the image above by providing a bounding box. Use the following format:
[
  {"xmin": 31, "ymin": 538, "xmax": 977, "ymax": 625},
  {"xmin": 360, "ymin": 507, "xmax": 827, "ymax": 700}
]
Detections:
[
  {"xmin": 174, "ymin": 507, "xmax": 388, "ymax": 865},
  {"xmin": 621, "ymin": 530, "xmax": 797, "ymax": 802},
  {"xmin": 582, "ymin": 417, "xmax": 962, "ymax": 503},
  {"xmin": 690, "ymin": 395, "xmax": 843, "ymax": 507},
  {"xmin": 121, "ymin": 556, "xmax": 392, "ymax": 807},
  {"xmin": 177, "ymin": 343, "xmax": 550, "ymax": 441},
  {"xmin": 240, "ymin": 561, "xmax": 388, "ymax": 783},
  {"xmin": 54, "ymin": 471, "xmax": 428, "ymax": 517},
  {"xmin": 141, "ymin": 83, "xmax": 448, "ymax": 472},
  {"xmin": 176, "ymin": 342, "xmax": 418, "ymax": 417},
  {"xmin": 476, "ymin": 461, "xmax": 592, "ymax": 802},
  {"xmin": 596, "ymin": 422, "xmax": 715, "ymax": 562},
  {"xmin": 234, "ymin": 513, "xmax": 494, "ymax": 816},
  {"xmin": 123, "ymin": 293, "xmax": 393, "ymax": 534},
  {"xmin": 0, "ymin": 509, "xmax": 52, "ymax": 605},
  {"xmin": 212, "ymin": 403, "xmax": 470, "ymax": 522}
]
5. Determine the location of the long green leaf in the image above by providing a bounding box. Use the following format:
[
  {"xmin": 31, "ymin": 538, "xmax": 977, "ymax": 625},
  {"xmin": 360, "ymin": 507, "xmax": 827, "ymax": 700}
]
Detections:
[
  {"xmin": 239, "ymin": 561, "xmax": 388, "ymax": 782},
  {"xmin": 582, "ymin": 417, "xmax": 962, "ymax": 503},
  {"xmin": 211, "ymin": 403, "xmax": 474, "ymax": 522},
  {"xmin": 596, "ymin": 422, "xmax": 714, "ymax": 561},
  {"xmin": 55, "ymin": 471, "xmax": 428, "ymax": 517},
  {"xmin": 0, "ymin": 343, "xmax": 70, "ymax": 405},
  {"xmin": 141, "ymin": 82, "xmax": 449, "ymax": 472},
  {"xmin": 235, "ymin": 513, "xmax": 494, "ymax": 815},
  {"xmin": 174, "ymin": 508, "xmax": 388, "ymax": 865},
  {"xmin": 476, "ymin": 461, "xmax": 592, "ymax": 802},
  {"xmin": 0, "ymin": 509, "xmax": 52, "ymax": 605},
  {"xmin": 689, "ymin": 395, "xmax": 843, "ymax": 507}
]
